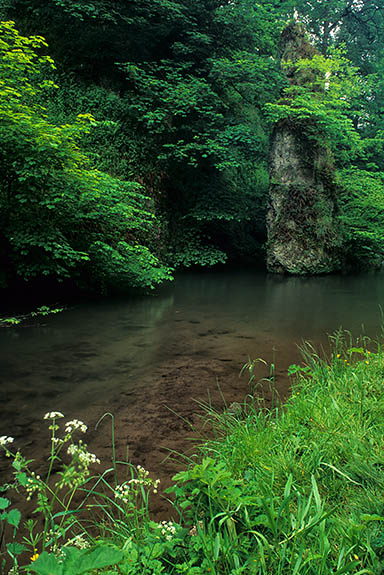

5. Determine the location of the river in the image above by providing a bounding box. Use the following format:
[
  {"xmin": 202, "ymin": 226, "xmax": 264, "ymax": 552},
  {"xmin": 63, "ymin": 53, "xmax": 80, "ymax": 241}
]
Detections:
[{"xmin": 1, "ymin": 268, "xmax": 384, "ymax": 516}]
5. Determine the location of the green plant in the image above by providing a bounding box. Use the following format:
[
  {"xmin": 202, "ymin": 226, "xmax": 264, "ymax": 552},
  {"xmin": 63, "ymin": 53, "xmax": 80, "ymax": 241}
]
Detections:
[
  {"xmin": 28, "ymin": 546, "xmax": 124, "ymax": 575},
  {"xmin": 169, "ymin": 332, "xmax": 384, "ymax": 573},
  {"xmin": 0, "ymin": 21, "xmax": 171, "ymax": 292},
  {"xmin": 265, "ymin": 47, "xmax": 362, "ymax": 162},
  {"xmin": 0, "ymin": 305, "xmax": 64, "ymax": 328},
  {"xmin": 0, "ymin": 413, "xmax": 103, "ymax": 568},
  {"xmin": 0, "ymin": 413, "xmax": 191, "ymax": 575},
  {"xmin": 2, "ymin": 332, "xmax": 384, "ymax": 574}
]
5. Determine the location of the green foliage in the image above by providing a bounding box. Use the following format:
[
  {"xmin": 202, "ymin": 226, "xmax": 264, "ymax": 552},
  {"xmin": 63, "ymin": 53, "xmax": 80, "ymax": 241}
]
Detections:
[
  {"xmin": 281, "ymin": 0, "xmax": 384, "ymax": 59},
  {"xmin": 169, "ymin": 334, "xmax": 384, "ymax": 573},
  {"xmin": 2, "ymin": 338, "xmax": 384, "ymax": 573},
  {"xmin": 0, "ymin": 497, "xmax": 21, "ymax": 529},
  {"xmin": 337, "ymin": 168, "xmax": 384, "ymax": 268},
  {"xmin": 265, "ymin": 47, "xmax": 362, "ymax": 162},
  {"xmin": 29, "ymin": 546, "xmax": 124, "ymax": 575},
  {"xmin": 1, "ymin": 1, "xmax": 384, "ymax": 276},
  {"xmin": 1, "ymin": 0, "xmax": 284, "ymax": 271},
  {"xmin": 169, "ymin": 233, "xmax": 227, "ymax": 269},
  {"xmin": 0, "ymin": 305, "xmax": 65, "ymax": 327},
  {"xmin": 0, "ymin": 21, "xmax": 171, "ymax": 292},
  {"xmin": 112, "ymin": 1, "xmax": 281, "ymax": 265}
]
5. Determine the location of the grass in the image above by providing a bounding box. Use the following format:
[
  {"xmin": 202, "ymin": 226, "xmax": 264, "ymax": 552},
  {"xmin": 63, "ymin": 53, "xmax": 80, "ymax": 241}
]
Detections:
[
  {"xmin": 2, "ymin": 330, "xmax": 384, "ymax": 574},
  {"xmin": 170, "ymin": 331, "xmax": 384, "ymax": 573}
]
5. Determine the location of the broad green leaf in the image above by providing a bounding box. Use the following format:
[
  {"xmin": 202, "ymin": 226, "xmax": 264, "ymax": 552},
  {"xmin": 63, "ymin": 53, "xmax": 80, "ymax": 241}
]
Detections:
[
  {"xmin": 0, "ymin": 497, "xmax": 10, "ymax": 510},
  {"xmin": 29, "ymin": 546, "xmax": 123, "ymax": 575},
  {"xmin": 75, "ymin": 546, "xmax": 124, "ymax": 573},
  {"xmin": 7, "ymin": 542, "xmax": 27, "ymax": 556},
  {"xmin": 7, "ymin": 508, "xmax": 21, "ymax": 528},
  {"xmin": 16, "ymin": 472, "xmax": 28, "ymax": 486},
  {"xmin": 28, "ymin": 552, "xmax": 63, "ymax": 575}
]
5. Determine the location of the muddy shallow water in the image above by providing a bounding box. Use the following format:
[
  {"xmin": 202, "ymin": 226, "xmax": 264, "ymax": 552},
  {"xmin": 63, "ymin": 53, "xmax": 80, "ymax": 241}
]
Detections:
[{"xmin": 1, "ymin": 269, "xmax": 384, "ymax": 517}]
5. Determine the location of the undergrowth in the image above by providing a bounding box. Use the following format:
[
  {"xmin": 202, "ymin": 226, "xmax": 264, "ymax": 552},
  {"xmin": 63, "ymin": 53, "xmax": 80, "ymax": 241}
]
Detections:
[{"xmin": 2, "ymin": 331, "xmax": 384, "ymax": 573}]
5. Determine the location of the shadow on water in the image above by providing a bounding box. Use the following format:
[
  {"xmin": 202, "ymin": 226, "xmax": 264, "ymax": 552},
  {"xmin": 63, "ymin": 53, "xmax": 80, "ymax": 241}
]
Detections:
[{"xmin": 1, "ymin": 268, "xmax": 384, "ymax": 517}]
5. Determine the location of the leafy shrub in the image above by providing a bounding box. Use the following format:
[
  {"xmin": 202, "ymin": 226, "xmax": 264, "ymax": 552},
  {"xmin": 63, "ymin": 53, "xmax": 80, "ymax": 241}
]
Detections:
[
  {"xmin": 0, "ymin": 21, "xmax": 171, "ymax": 292},
  {"xmin": 337, "ymin": 168, "xmax": 384, "ymax": 268}
]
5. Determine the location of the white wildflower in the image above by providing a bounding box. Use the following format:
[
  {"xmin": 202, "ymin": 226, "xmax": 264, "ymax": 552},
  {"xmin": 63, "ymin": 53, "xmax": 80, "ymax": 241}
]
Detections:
[
  {"xmin": 79, "ymin": 451, "xmax": 100, "ymax": 465},
  {"xmin": 67, "ymin": 534, "xmax": 90, "ymax": 550},
  {"xmin": 137, "ymin": 464, "xmax": 149, "ymax": 477},
  {"xmin": 67, "ymin": 444, "xmax": 100, "ymax": 465},
  {"xmin": 44, "ymin": 412, "xmax": 64, "ymax": 420},
  {"xmin": 65, "ymin": 419, "xmax": 87, "ymax": 434},
  {"xmin": 0, "ymin": 436, "xmax": 14, "ymax": 446},
  {"xmin": 128, "ymin": 466, "xmax": 160, "ymax": 492},
  {"xmin": 67, "ymin": 444, "xmax": 78, "ymax": 456},
  {"xmin": 157, "ymin": 520, "xmax": 176, "ymax": 541},
  {"xmin": 114, "ymin": 483, "xmax": 131, "ymax": 504},
  {"xmin": 52, "ymin": 437, "xmax": 64, "ymax": 445}
]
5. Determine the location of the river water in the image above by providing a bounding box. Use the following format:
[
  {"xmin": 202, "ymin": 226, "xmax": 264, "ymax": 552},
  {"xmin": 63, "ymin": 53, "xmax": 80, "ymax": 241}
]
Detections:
[{"xmin": 1, "ymin": 269, "xmax": 384, "ymax": 515}]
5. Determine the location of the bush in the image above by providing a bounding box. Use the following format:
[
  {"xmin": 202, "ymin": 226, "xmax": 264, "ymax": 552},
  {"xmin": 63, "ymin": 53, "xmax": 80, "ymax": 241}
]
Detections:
[{"xmin": 0, "ymin": 21, "xmax": 171, "ymax": 292}]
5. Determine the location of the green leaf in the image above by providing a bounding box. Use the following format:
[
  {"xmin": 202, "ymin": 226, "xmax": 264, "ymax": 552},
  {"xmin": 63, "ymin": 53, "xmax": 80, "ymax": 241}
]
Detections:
[
  {"xmin": 0, "ymin": 497, "xmax": 10, "ymax": 510},
  {"xmin": 16, "ymin": 471, "xmax": 28, "ymax": 486},
  {"xmin": 29, "ymin": 546, "xmax": 124, "ymax": 575},
  {"xmin": 28, "ymin": 551, "xmax": 63, "ymax": 575},
  {"xmin": 76, "ymin": 546, "xmax": 124, "ymax": 573},
  {"xmin": 360, "ymin": 514, "xmax": 384, "ymax": 522},
  {"xmin": 12, "ymin": 459, "xmax": 22, "ymax": 471},
  {"xmin": 7, "ymin": 508, "xmax": 21, "ymax": 528},
  {"xmin": 213, "ymin": 533, "xmax": 221, "ymax": 560},
  {"xmin": 7, "ymin": 542, "xmax": 27, "ymax": 556},
  {"xmin": 347, "ymin": 347, "xmax": 365, "ymax": 354}
]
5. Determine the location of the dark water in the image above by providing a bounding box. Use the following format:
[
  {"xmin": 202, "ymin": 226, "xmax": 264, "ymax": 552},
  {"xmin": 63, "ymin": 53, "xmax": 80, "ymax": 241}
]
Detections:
[{"xmin": 1, "ymin": 269, "xmax": 384, "ymax": 514}]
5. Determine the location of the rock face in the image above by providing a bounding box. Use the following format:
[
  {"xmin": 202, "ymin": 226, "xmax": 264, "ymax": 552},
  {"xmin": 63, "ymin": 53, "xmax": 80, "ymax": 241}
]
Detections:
[{"xmin": 266, "ymin": 24, "xmax": 342, "ymax": 274}]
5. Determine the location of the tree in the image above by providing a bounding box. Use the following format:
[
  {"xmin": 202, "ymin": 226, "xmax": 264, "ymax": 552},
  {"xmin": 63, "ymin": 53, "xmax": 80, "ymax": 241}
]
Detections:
[
  {"xmin": 265, "ymin": 43, "xmax": 362, "ymax": 163},
  {"xmin": 1, "ymin": 0, "xmax": 284, "ymax": 267},
  {"xmin": 0, "ymin": 21, "xmax": 171, "ymax": 291},
  {"xmin": 275, "ymin": 0, "xmax": 384, "ymax": 56}
]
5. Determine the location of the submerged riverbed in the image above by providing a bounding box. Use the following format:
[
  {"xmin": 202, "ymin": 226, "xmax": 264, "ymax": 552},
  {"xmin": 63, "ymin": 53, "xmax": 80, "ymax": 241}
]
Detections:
[{"xmin": 1, "ymin": 269, "xmax": 384, "ymax": 515}]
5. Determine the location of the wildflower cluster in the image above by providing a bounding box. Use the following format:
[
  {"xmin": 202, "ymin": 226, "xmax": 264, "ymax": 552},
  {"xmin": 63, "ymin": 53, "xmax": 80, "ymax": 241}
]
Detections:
[
  {"xmin": 157, "ymin": 520, "xmax": 177, "ymax": 541},
  {"xmin": 66, "ymin": 534, "xmax": 90, "ymax": 550},
  {"xmin": 114, "ymin": 483, "xmax": 131, "ymax": 504},
  {"xmin": 0, "ymin": 435, "xmax": 14, "ymax": 446},
  {"xmin": 25, "ymin": 471, "xmax": 42, "ymax": 501},
  {"xmin": 65, "ymin": 419, "xmax": 87, "ymax": 434},
  {"xmin": 45, "ymin": 527, "xmax": 63, "ymax": 553},
  {"xmin": 44, "ymin": 412, "xmax": 64, "ymax": 420},
  {"xmin": 114, "ymin": 465, "xmax": 161, "ymax": 508},
  {"xmin": 67, "ymin": 442, "xmax": 100, "ymax": 467},
  {"xmin": 128, "ymin": 465, "xmax": 160, "ymax": 493}
]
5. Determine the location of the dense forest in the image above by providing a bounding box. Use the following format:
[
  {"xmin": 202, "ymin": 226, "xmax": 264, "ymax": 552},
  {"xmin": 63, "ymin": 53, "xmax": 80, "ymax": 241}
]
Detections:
[{"xmin": 1, "ymin": 0, "xmax": 384, "ymax": 293}]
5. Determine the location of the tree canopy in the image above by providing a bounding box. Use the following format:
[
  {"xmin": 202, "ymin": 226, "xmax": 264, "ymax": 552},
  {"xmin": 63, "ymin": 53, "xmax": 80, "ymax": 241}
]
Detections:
[
  {"xmin": 0, "ymin": 20, "xmax": 171, "ymax": 291},
  {"xmin": 1, "ymin": 0, "xmax": 384, "ymax": 290}
]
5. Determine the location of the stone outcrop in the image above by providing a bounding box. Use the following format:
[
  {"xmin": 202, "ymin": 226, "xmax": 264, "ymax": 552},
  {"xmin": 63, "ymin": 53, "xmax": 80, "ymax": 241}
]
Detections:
[{"xmin": 266, "ymin": 23, "xmax": 342, "ymax": 274}]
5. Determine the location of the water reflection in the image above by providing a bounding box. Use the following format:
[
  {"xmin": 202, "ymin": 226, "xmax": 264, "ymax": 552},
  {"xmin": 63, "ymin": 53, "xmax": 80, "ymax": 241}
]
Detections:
[{"xmin": 1, "ymin": 269, "xmax": 384, "ymax": 449}]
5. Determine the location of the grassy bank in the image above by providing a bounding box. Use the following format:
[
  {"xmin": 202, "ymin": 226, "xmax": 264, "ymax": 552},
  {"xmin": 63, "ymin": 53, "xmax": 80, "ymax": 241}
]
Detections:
[{"xmin": 2, "ymin": 332, "xmax": 384, "ymax": 574}]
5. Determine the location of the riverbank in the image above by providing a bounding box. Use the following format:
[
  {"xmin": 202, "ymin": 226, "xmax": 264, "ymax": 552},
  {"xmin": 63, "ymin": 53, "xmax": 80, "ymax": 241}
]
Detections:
[{"xmin": 2, "ymin": 332, "xmax": 384, "ymax": 574}]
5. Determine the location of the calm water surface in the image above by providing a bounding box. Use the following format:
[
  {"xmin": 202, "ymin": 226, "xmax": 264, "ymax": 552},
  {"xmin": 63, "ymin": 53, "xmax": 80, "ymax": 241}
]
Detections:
[{"xmin": 1, "ymin": 269, "xmax": 384, "ymax": 507}]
